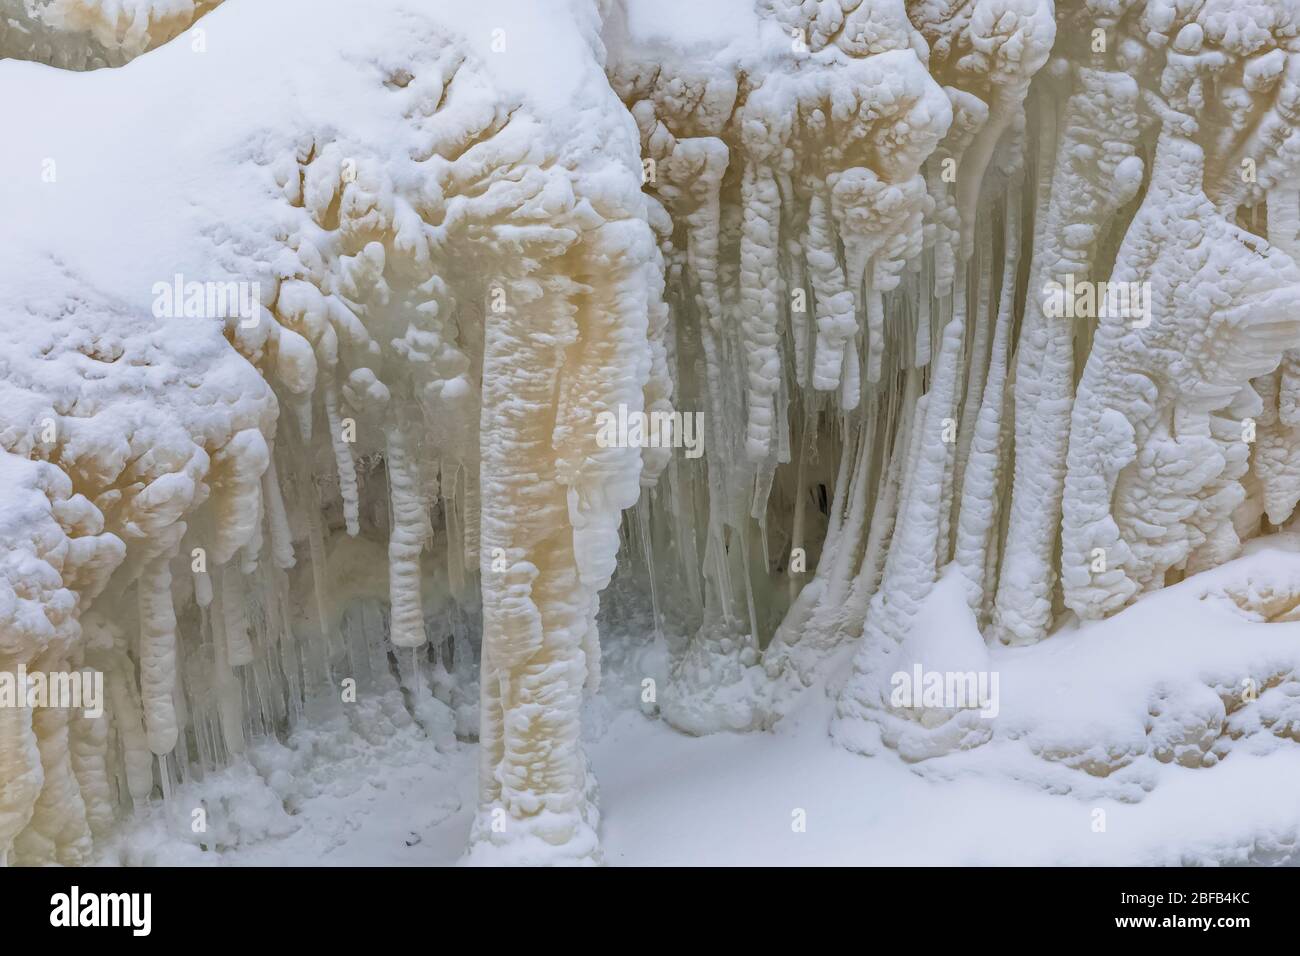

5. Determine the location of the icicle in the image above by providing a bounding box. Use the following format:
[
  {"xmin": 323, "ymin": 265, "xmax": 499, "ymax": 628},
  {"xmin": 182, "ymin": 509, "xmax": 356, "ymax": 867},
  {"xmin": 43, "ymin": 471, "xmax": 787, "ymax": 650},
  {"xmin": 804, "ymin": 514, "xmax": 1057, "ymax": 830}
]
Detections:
[
  {"xmin": 462, "ymin": 462, "xmax": 481, "ymax": 573},
  {"xmin": 69, "ymin": 695, "xmax": 114, "ymax": 839},
  {"xmin": 636, "ymin": 494, "xmax": 663, "ymax": 645},
  {"xmin": 847, "ymin": 368, "xmax": 921, "ymax": 620},
  {"xmin": 220, "ymin": 564, "xmax": 253, "ymax": 667},
  {"xmin": 739, "ymin": 520, "xmax": 760, "ymax": 645},
  {"xmin": 936, "ymin": 260, "xmax": 971, "ymax": 562},
  {"xmin": 138, "ymin": 556, "xmax": 179, "ymax": 754},
  {"xmin": 323, "ymin": 378, "xmax": 361, "ymax": 536},
  {"xmin": 261, "ymin": 453, "xmax": 296, "ymax": 569},
  {"xmin": 800, "ymin": 413, "xmax": 875, "ymax": 647},
  {"xmin": 194, "ymin": 564, "xmax": 213, "ymax": 608},
  {"xmin": 877, "ymin": 306, "xmax": 964, "ymax": 621},
  {"xmin": 170, "ymin": 633, "xmax": 192, "ymax": 754},
  {"xmin": 915, "ymin": 260, "xmax": 932, "ymax": 368},
  {"xmin": 209, "ymin": 579, "xmax": 246, "ymax": 757},
  {"xmin": 240, "ymin": 501, "xmax": 265, "ymax": 576},
  {"xmin": 681, "ymin": 138, "xmax": 732, "ymax": 455},
  {"xmin": 807, "ymin": 182, "xmax": 858, "ymax": 399},
  {"xmin": 209, "ymin": 428, "xmax": 270, "ymax": 567},
  {"xmin": 385, "ymin": 421, "xmax": 427, "ymax": 649},
  {"xmin": 786, "ymin": 189, "xmax": 812, "ymax": 390},
  {"xmin": 14, "ymin": 688, "xmax": 92, "ymax": 865},
  {"xmin": 301, "ymin": 474, "xmax": 338, "ymax": 668},
  {"xmin": 951, "ymin": 214, "xmax": 996, "ymax": 547},
  {"xmin": 444, "ymin": 464, "xmax": 466, "ymax": 598},
  {"xmin": 270, "ymin": 565, "xmax": 301, "ymax": 718},
  {"xmin": 668, "ymin": 457, "xmax": 704, "ymax": 615},
  {"xmin": 786, "ymin": 398, "xmax": 815, "ymax": 601},
  {"xmin": 106, "ymin": 660, "xmax": 153, "ymax": 804},
  {"xmin": 739, "ymin": 160, "xmax": 783, "ymax": 461}
]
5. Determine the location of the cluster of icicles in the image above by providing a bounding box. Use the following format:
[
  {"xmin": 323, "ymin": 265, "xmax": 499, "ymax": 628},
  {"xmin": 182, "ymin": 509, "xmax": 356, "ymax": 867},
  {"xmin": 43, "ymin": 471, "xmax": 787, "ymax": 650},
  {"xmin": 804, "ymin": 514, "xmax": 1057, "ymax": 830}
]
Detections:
[{"xmin": 6, "ymin": 0, "xmax": 1300, "ymax": 865}]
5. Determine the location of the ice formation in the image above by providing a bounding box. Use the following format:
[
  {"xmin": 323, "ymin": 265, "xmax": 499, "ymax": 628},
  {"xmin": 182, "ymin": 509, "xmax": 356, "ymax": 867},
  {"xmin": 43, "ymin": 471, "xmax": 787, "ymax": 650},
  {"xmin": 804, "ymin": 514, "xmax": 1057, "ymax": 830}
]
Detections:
[
  {"xmin": 0, "ymin": 0, "xmax": 220, "ymax": 68},
  {"xmin": 5, "ymin": 0, "xmax": 1300, "ymax": 867}
]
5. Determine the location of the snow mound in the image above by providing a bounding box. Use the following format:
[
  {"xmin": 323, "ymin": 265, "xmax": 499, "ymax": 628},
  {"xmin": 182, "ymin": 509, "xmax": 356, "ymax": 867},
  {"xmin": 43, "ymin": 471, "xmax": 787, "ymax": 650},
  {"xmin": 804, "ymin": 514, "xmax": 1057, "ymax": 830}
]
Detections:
[{"xmin": 896, "ymin": 538, "xmax": 1300, "ymax": 803}]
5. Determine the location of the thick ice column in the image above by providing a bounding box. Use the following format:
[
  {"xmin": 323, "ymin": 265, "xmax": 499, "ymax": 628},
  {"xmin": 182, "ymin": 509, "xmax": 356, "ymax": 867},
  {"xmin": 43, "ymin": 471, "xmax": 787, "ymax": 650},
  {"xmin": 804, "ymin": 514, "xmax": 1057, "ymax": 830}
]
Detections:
[
  {"xmin": 138, "ymin": 555, "xmax": 179, "ymax": 755},
  {"xmin": 739, "ymin": 161, "xmax": 783, "ymax": 461},
  {"xmin": 68, "ymin": 695, "xmax": 114, "ymax": 840},
  {"xmin": 12, "ymin": 654, "xmax": 93, "ymax": 865},
  {"xmin": 674, "ymin": 137, "xmax": 731, "ymax": 425},
  {"xmin": 955, "ymin": 183, "xmax": 1021, "ymax": 620},
  {"xmin": 806, "ymin": 182, "xmax": 859, "ymax": 402},
  {"xmin": 993, "ymin": 69, "xmax": 1142, "ymax": 644},
  {"xmin": 208, "ymin": 428, "xmax": 270, "ymax": 569},
  {"xmin": 470, "ymin": 276, "xmax": 602, "ymax": 863},
  {"xmin": 469, "ymin": 206, "xmax": 649, "ymax": 862},
  {"xmin": 0, "ymin": 665, "xmax": 42, "ymax": 867}
]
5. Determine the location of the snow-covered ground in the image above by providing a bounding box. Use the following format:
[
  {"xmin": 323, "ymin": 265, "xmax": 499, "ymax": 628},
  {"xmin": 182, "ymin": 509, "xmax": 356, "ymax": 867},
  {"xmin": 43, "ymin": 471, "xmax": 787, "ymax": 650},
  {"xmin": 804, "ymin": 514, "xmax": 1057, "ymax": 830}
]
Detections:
[
  {"xmin": 99, "ymin": 540, "xmax": 1300, "ymax": 866},
  {"xmin": 101, "ymin": 698, "xmax": 1300, "ymax": 867}
]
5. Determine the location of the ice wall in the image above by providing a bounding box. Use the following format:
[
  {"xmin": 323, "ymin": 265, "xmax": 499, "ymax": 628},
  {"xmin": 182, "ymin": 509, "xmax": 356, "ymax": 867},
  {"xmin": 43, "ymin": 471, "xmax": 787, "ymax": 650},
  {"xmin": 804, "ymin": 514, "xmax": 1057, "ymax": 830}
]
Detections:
[
  {"xmin": 0, "ymin": 0, "xmax": 654, "ymax": 867},
  {"xmin": 3, "ymin": 0, "xmax": 1300, "ymax": 866}
]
